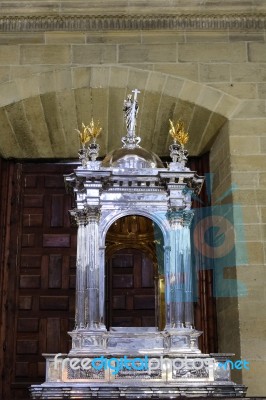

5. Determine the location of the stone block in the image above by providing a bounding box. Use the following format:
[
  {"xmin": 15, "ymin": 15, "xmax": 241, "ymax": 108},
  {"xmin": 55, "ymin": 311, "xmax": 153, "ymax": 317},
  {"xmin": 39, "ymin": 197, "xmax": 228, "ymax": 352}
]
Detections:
[
  {"xmin": 0, "ymin": 80, "xmax": 19, "ymax": 107},
  {"xmin": 260, "ymin": 207, "xmax": 266, "ymax": 223},
  {"xmin": 90, "ymin": 66, "xmax": 110, "ymax": 87},
  {"xmin": 71, "ymin": 66, "xmax": 91, "ymax": 88},
  {"xmin": 214, "ymin": 94, "xmax": 240, "ymax": 118},
  {"xmin": 259, "ymin": 172, "xmax": 266, "ymax": 187},
  {"xmin": 229, "ymin": 32, "xmax": 265, "ymax": 42},
  {"xmin": 257, "ymin": 83, "xmax": 266, "ymax": 99},
  {"xmin": 20, "ymin": 45, "xmax": 70, "ymax": 65},
  {"xmin": 154, "ymin": 63, "xmax": 199, "ymax": 81},
  {"xmin": 178, "ymin": 43, "xmax": 247, "ymax": 63},
  {"xmin": 246, "ymin": 241, "xmax": 265, "ymax": 264},
  {"xmin": 209, "ymin": 83, "xmax": 257, "ymax": 99},
  {"xmin": 0, "ymin": 45, "xmax": 19, "ymax": 65},
  {"xmin": 256, "ymin": 190, "xmax": 266, "ymax": 205},
  {"xmin": 229, "ymin": 118, "xmax": 266, "ymax": 136},
  {"xmin": 0, "ymin": 33, "xmax": 44, "ymax": 44},
  {"xmin": 124, "ymin": 63, "xmax": 154, "ymax": 71},
  {"xmin": 16, "ymin": 75, "xmax": 39, "ymax": 99},
  {"xmin": 199, "ymin": 63, "xmax": 230, "ymax": 82},
  {"xmin": 119, "ymin": 44, "xmax": 176, "ymax": 63},
  {"xmin": 186, "ymin": 31, "xmax": 228, "ymax": 42},
  {"xmin": 260, "ymin": 137, "xmax": 266, "ymax": 153},
  {"xmin": 196, "ymin": 86, "xmax": 223, "ymax": 111},
  {"xmin": 229, "ymin": 136, "xmax": 260, "ymax": 155},
  {"xmin": 0, "ymin": 66, "xmax": 10, "ymax": 82},
  {"xmin": 231, "ymin": 62, "xmax": 266, "ymax": 82},
  {"xmin": 72, "ymin": 44, "xmax": 117, "ymax": 64},
  {"xmin": 10, "ymin": 65, "xmax": 59, "ymax": 80},
  {"xmin": 242, "ymin": 224, "xmax": 263, "ymax": 241},
  {"xmin": 45, "ymin": 33, "xmax": 85, "ymax": 44},
  {"xmin": 248, "ymin": 42, "xmax": 266, "ymax": 62},
  {"xmin": 141, "ymin": 31, "xmax": 185, "ymax": 43},
  {"xmin": 127, "ymin": 68, "xmax": 149, "ymax": 90},
  {"xmin": 0, "ymin": 108, "xmax": 24, "ymax": 158},
  {"xmin": 54, "ymin": 69, "xmax": 73, "ymax": 91},
  {"xmin": 38, "ymin": 70, "xmax": 56, "ymax": 94},
  {"xmin": 232, "ymin": 99, "xmax": 266, "ymax": 118},
  {"xmin": 231, "ymin": 155, "xmax": 266, "ymax": 172},
  {"xmin": 178, "ymin": 81, "xmax": 202, "ymax": 103},
  {"xmin": 145, "ymin": 71, "xmax": 166, "ymax": 93},
  {"xmin": 231, "ymin": 172, "xmax": 259, "ymax": 189},
  {"xmin": 163, "ymin": 75, "xmax": 184, "ymax": 98},
  {"xmin": 109, "ymin": 66, "xmax": 129, "ymax": 88},
  {"xmin": 232, "ymin": 189, "xmax": 257, "ymax": 205},
  {"xmin": 86, "ymin": 31, "xmax": 141, "ymax": 44},
  {"xmin": 242, "ymin": 205, "xmax": 260, "ymax": 223}
]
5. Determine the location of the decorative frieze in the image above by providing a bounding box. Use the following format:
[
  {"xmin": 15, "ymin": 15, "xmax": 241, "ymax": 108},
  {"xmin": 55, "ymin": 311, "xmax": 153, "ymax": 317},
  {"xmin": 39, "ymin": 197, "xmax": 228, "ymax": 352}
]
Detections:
[{"xmin": 0, "ymin": 14, "xmax": 266, "ymax": 32}]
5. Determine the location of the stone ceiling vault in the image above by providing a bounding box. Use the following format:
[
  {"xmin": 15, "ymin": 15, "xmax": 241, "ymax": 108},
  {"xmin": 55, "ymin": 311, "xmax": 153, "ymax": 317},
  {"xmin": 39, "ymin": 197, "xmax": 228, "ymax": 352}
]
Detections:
[{"xmin": 0, "ymin": 66, "xmax": 241, "ymax": 159}]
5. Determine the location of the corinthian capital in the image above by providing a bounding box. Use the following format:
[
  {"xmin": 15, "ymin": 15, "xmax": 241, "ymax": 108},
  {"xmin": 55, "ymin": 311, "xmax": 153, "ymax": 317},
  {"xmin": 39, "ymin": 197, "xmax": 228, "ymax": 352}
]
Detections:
[
  {"xmin": 166, "ymin": 208, "xmax": 194, "ymax": 228},
  {"xmin": 85, "ymin": 206, "xmax": 101, "ymax": 223},
  {"xmin": 70, "ymin": 209, "xmax": 89, "ymax": 226},
  {"xmin": 70, "ymin": 206, "xmax": 101, "ymax": 226}
]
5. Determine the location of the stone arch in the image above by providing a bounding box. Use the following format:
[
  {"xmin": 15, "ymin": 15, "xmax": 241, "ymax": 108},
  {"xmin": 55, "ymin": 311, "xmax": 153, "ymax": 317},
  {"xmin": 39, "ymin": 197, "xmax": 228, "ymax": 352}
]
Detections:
[{"xmin": 0, "ymin": 65, "xmax": 241, "ymax": 159}]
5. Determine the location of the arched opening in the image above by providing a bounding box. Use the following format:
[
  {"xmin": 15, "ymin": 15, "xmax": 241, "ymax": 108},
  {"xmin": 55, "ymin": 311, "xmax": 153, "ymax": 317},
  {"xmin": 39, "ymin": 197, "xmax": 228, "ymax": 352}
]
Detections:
[{"xmin": 105, "ymin": 215, "xmax": 165, "ymax": 330}]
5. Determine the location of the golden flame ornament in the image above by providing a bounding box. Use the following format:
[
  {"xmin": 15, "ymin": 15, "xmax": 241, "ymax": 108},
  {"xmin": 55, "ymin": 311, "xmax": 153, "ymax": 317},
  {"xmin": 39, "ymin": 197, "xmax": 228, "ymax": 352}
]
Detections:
[
  {"xmin": 76, "ymin": 119, "xmax": 102, "ymax": 147},
  {"xmin": 87, "ymin": 118, "xmax": 102, "ymax": 141},
  {"xmin": 169, "ymin": 119, "xmax": 189, "ymax": 146},
  {"xmin": 76, "ymin": 122, "xmax": 91, "ymax": 147}
]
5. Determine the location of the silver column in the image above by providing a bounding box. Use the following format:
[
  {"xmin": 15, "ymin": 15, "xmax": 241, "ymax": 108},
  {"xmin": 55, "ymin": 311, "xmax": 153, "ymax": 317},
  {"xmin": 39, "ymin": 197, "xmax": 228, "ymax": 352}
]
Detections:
[
  {"xmin": 167, "ymin": 208, "xmax": 194, "ymax": 329},
  {"xmin": 164, "ymin": 245, "xmax": 171, "ymax": 329},
  {"xmin": 167, "ymin": 209, "xmax": 184, "ymax": 328},
  {"xmin": 183, "ymin": 210, "xmax": 194, "ymax": 328},
  {"xmin": 98, "ymin": 245, "xmax": 106, "ymax": 329},
  {"xmin": 71, "ymin": 209, "xmax": 88, "ymax": 329},
  {"xmin": 85, "ymin": 206, "xmax": 101, "ymax": 330}
]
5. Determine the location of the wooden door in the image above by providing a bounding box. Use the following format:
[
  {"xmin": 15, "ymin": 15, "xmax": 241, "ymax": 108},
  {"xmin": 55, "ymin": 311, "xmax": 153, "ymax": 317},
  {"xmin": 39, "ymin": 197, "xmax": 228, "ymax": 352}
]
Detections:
[
  {"xmin": 0, "ymin": 161, "xmax": 77, "ymax": 400},
  {"xmin": 106, "ymin": 248, "xmax": 155, "ymax": 328}
]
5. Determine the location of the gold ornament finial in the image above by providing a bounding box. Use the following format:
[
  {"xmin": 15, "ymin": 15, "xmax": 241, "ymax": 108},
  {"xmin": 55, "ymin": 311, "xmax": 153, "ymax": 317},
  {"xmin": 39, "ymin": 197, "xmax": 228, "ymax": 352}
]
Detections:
[
  {"xmin": 87, "ymin": 118, "xmax": 102, "ymax": 141},
  {"xmin": 75, "ymin": 122, "xmax": 91, "ymax": 147},
  {"xmin": 169, "ymin": 119, "xmax": 189, "ymax": 146},
  {"xmin": 76, "ymin": 118, "xmax": 102, "ymax": 147}
]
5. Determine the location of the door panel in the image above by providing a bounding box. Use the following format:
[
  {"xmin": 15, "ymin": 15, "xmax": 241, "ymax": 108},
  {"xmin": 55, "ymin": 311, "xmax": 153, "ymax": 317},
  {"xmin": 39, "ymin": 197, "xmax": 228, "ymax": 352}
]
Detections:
[{"xmin": 107, "ymin": 248, "xmax": 155, "ymax": 328}]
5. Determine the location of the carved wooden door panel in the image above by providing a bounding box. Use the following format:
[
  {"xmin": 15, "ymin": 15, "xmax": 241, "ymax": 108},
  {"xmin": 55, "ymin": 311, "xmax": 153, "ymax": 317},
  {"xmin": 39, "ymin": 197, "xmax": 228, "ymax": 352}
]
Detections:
[
  {"xmin": 0, "ymin": 162, "xmax": 77, "ymax": 400},
  {"xmin": 106, "ymin": 248, "xmax": 155, "ymax": 328}
]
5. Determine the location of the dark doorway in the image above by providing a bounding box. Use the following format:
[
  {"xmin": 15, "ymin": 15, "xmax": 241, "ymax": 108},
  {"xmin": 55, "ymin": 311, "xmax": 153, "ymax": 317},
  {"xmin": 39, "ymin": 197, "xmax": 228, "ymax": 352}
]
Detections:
[{"xmin": 105, "ymin": 215, "xmax": 164, "ymax": 330}]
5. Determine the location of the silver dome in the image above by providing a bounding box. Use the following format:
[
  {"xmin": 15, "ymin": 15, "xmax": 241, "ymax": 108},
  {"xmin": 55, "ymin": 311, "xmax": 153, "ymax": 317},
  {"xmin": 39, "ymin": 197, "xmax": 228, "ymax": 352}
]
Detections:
[{"xmin": 101, "ymin": 147, "xmax": 164, "ymax": 169}]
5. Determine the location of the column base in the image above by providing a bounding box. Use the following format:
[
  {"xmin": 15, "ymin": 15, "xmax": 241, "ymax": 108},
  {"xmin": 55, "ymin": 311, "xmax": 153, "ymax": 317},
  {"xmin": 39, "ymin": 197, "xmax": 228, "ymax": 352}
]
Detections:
[
  {"xmin": 69, "ymin": 327, "xmax": 202, "ymax": 354},
  {"xmin": 166, "ymin": 327, "xmax": 202, "ymax": 353},
  {"xmin": 69, "ymin": 329, "xmax": 107, "ymax": 355}
]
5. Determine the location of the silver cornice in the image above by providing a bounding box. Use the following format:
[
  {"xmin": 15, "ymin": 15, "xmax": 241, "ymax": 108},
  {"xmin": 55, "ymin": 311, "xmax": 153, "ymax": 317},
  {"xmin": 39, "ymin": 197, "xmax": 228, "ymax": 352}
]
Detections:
[{"xmin": 0, "ymin": 14, "xmax": 266, "ymax": 31}]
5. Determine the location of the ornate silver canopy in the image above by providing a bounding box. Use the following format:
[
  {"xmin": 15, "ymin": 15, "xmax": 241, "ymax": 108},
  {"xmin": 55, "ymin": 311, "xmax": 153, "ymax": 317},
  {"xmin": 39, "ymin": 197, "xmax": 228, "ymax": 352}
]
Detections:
[{"xmin": 31, "ymin": 89, "xmax": 246, "ymax": 399}]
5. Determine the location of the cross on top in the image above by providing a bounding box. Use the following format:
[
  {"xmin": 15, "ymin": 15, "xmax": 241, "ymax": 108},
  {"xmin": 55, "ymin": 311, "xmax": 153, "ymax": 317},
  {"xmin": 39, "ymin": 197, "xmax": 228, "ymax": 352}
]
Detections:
[{"xmin": 132, "ymin": 88, "xmax": 140, "ymax": 102}]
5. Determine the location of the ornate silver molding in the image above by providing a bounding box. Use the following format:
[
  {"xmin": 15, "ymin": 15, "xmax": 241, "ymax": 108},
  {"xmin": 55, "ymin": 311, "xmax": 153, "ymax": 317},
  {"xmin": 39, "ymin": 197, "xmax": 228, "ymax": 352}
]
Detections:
[{"xmin": 0, "ymin": 14, "xmax": 266, "ymax": 32}]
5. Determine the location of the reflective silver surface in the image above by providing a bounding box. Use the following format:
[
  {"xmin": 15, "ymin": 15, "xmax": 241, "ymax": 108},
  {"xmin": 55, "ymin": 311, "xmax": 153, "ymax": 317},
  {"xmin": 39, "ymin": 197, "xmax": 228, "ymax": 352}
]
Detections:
[{"xmin": 31, "ymin": 90, "xmax": 246, "ymax": 398}]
